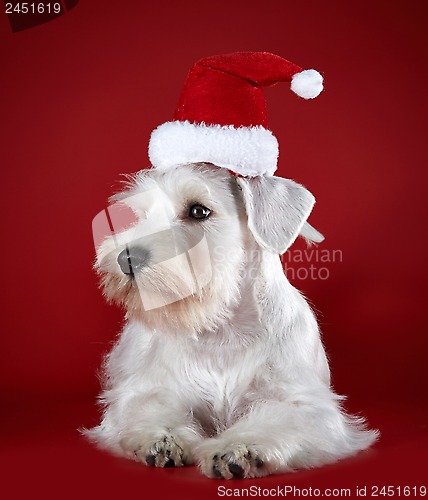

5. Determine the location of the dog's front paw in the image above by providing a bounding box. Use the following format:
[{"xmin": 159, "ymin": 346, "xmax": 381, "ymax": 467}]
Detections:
[
  {"xmin": 141, "ymin": 434, "xmax": 185, "ymax": 468},
  {"xmin": 122, "ymin": 433, "xmax": 186, "ymax": 468},
  {"xmin": 199, "ymin": 443, "xmax": 266, "ymax": 479}
]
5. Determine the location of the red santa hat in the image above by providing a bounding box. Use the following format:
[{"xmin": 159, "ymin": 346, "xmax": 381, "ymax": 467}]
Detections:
[{"xmin": 148, "ymin": 52, "xmax": 323, "ymax": 177}]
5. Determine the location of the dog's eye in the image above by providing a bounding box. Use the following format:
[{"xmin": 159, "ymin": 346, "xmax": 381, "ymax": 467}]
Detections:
[{"xmin": 189, "ymin": 204, "xmax": 211, "ymax": 220}]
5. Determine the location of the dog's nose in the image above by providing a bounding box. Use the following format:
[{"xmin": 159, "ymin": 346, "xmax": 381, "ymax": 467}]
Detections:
[{"xmin": 117, "ymin": 246, "xmax": 149, "ymax": 275}]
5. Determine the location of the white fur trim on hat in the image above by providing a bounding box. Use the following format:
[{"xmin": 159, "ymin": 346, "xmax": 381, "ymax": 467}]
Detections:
[
  {"xmin": 148, "ymin": 121, "xmax": 279, "ymax": 177},
  {"xmin": 291, "ymin": 69, "xmax": 323, "ymax": 99}
]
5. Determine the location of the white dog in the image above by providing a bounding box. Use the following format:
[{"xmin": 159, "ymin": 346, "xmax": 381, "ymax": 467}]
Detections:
[{"xmin": 86, "ymin": 162, "xmax": 378, "ymax": 479}]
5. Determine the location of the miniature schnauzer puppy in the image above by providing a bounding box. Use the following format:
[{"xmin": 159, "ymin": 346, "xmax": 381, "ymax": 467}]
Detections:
[{"xmin": 86, "ymin": 162, "xmax": 377, "ymax": 479}]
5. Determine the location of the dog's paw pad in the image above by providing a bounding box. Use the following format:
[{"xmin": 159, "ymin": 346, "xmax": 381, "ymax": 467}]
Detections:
[
  {"xmin": 227, "ymin": 462, "xmax": 245, "ymax": 479},
  {"xmin": 204, "ymin": 445, "xmax": 266, "ymax": 479},
  {"xmin": 135, "ymin": 435, "xmax": 185, "ymax": 468},
  {"xmin": 145, "ymin": 454, "xmax": 156, "ymax": 466},
  {"xmin": 163, "ymin": 457, "xmax": 176, "ymax": 468}
]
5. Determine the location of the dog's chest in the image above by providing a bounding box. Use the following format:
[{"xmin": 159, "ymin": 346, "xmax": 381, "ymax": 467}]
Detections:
[
  {"xmin": 121, "ymin": 322, "xmax": 272, "ymax": 429},
  {"xmin": 167, "ymin": 338, "xmax": 269, "ymax": 429}
]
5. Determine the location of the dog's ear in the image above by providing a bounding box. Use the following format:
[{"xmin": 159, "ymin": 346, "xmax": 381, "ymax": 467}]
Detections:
[{"xmin": 236, "ymin": 175, "xmax": 316, "ymax": 254}]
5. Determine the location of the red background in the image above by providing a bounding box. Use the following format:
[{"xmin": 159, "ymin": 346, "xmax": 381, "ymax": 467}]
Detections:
[{"xmin": 1, "ymin": 1, "xmax": 427, "ymax": 498}]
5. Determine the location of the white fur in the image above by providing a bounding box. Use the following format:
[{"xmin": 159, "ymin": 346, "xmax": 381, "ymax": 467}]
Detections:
[
  {"xmin": 85, "ymin": 163, "xmax": 378, "ymax": 479},
  {"xmin": 149, "ymin": 121, "xmax": 279, "ymax": 177},
  {"xmin": 291, "ymin": 69, "xmax": 324, "ymax": 99}
]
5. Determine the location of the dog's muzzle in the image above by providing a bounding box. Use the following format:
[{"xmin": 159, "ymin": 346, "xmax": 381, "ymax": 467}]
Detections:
[{"xmin": 117, "ymin": 246, "xmax": 150, "ymax": 276}]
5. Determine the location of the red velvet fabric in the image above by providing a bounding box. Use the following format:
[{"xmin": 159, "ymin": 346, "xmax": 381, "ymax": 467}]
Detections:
[{"xmin": 174, "ymin": 52, "xmax": 303, "ymax": 127}]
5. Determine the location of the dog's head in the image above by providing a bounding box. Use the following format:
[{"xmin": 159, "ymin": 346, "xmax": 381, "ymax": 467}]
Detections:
[{"xmin": 94, "ymin": 163, "xmax": 318, "ymax": 333}]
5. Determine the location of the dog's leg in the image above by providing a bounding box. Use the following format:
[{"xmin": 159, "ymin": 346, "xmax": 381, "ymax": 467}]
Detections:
[
  {"xmin": 121, "ymin": 425, "xmax": 197, "ymax": 468},
  {"xmin": 86, "ymin": 389, "xmax": 204, "ymax": 468},
  {"xmin": 196, "ymin": 393, "xmax": 378, "ymax": 479}
]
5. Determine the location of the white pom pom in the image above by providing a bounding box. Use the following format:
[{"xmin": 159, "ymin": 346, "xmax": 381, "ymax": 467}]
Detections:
[{"xmin": 291, "ymin": 69, "xmax": 323, "ymax": 99}]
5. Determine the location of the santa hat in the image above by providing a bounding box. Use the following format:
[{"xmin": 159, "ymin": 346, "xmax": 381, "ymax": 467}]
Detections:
[{"xmin": 148, "ymin": 52, "xmax": 323, "ymax": 177}]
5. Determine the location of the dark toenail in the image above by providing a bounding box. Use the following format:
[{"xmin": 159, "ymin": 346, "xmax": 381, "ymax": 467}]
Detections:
[
  {"xmin": 228, "ymin": 463, "xmax": 244, "ymax": 478},
  {"xmin": 213, "ymin": 464, "xmax": 223, "ymax": 478},
  {"xmin": 255, "ymin": 457, "xmax": 264, "ymax": 468},
  {"xmin": 164, "ymin": 458, "xmax": 175, "ymax": 468},
  {"xmin": 146, "ymin": 455, "xmax": 156, "ymax": 466}
]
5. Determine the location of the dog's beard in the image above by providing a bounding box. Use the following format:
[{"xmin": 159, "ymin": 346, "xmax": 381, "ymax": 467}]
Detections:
[{"xmin": 98, "ymin": 256, "xmax": 244, "ymax": 334}]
